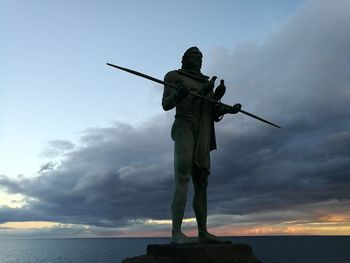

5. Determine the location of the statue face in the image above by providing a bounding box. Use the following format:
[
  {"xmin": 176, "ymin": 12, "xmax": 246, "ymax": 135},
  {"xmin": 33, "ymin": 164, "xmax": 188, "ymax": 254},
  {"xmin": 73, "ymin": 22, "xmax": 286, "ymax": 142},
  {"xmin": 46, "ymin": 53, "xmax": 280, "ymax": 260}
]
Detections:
[
  {"xmin": 183, "ymin": 48, "xmax": 202, "ymax": 72},
  {"xmin": 189, "ymin": 50, "xmax": 202, "ymax": 71}
]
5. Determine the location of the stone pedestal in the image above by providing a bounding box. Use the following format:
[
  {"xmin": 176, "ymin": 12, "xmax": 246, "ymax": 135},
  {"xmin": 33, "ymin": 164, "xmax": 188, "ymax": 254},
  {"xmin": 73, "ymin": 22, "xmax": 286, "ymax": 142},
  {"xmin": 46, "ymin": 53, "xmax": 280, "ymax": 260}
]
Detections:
[{"xmin": 121, "ymin": 243, "xmax": 262, "ymax": 263}]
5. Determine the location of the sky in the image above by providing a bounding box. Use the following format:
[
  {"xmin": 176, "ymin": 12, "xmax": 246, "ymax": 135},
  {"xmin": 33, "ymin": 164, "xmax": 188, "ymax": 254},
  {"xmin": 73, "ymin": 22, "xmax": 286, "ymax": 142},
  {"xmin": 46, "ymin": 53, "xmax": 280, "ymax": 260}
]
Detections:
[{"xmin": 0, "ymin": 0, "xmax": 350, "ymax": 238}]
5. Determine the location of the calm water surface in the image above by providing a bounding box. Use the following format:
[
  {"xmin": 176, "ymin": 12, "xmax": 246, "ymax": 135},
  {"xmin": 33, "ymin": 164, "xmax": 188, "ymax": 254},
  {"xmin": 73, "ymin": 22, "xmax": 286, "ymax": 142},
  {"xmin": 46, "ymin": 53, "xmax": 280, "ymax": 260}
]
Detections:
[{"xmin": 0, "ymin": 236, "xmax": 349, "ymax": 263}]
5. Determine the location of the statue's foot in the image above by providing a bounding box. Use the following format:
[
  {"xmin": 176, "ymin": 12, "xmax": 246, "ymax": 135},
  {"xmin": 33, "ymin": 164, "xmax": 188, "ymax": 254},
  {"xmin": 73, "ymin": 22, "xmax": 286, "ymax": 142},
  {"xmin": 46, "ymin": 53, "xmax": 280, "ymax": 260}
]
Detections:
[
  {"xmin": 198, "ymin": 231, "xmax": 232, "ymax": 244},
  {"xmin": 171, "ymin": 231, "xmax": 197, "ymax": 245}
]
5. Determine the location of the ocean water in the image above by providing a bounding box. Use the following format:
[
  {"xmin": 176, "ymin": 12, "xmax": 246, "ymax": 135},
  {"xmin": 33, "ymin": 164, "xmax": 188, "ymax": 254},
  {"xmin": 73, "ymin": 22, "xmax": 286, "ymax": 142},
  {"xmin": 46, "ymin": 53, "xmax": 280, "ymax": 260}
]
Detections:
[{"xmin": 0, "ymin": 236, "xmax": 349, "ymax": 263}]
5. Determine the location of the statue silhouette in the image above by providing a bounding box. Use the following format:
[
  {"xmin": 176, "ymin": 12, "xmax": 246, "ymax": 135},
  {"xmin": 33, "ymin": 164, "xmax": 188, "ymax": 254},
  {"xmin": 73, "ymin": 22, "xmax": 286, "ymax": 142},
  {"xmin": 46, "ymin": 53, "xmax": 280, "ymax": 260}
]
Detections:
[{"xmin": 162, "ymin": 47, "xmax": 241, "ymax": 244}]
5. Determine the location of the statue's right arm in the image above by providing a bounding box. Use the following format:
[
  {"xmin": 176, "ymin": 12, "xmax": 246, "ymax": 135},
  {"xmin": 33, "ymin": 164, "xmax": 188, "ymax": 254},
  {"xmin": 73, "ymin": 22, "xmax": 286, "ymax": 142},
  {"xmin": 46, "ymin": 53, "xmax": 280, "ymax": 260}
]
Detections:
[{"xmin": 162, "ymin": 72, "xmax": 177, "ymax": 111}]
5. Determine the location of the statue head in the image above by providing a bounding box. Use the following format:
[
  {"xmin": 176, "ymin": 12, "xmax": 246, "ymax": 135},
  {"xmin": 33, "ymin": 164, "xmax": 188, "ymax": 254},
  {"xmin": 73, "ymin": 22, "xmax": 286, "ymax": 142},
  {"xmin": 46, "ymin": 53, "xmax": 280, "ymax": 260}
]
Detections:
[{"xmin": 181, "ymin": 46, "xmax": 202, "ymax": 73}]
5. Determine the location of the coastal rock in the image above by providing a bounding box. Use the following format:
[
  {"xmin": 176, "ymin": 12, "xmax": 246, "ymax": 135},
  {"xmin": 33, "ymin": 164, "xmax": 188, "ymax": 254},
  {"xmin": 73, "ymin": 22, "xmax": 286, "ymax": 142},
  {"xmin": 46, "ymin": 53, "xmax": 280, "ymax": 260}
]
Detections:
[{"xmin": 121, "ymin": 243, "xmax": 262, "ymax": 263}]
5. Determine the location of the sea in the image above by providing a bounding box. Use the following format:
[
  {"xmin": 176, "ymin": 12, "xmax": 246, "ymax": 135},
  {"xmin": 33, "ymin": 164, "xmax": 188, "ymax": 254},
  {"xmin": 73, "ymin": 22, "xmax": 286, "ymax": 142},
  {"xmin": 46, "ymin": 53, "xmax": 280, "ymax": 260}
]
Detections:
[{"xmin": 0, "ymin": 236, "xmax": 349, "ymax": 263}]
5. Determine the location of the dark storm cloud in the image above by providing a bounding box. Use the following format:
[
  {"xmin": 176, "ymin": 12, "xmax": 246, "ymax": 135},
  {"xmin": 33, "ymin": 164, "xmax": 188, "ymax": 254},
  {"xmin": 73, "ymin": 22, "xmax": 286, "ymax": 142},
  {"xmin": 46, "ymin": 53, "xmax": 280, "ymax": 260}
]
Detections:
[
  {"xmin": 1, "ymin": 0, "xmax": 350, "ymax": 231},
  {"xmin": 204, "ymin": 0, "xmax": 350, "ymax": 218},
  {"xmin": 0, "ymin": 115, "xmax": 175, "ymax": 227}
]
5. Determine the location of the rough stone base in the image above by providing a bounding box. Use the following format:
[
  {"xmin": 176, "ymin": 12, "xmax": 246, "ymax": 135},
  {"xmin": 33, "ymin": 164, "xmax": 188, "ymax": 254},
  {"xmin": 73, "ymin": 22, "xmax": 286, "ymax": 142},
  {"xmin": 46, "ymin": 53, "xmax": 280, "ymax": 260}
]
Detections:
[{"xmin": 122, "ymin": 243, "xmax": 262, "ymax": 263}]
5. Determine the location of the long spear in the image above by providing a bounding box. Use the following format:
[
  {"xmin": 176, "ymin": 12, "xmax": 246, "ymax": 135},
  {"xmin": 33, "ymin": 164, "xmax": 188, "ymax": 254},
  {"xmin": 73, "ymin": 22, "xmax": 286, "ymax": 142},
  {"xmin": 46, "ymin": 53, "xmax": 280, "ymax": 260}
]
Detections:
[{"xmin": 106, "ymin": 63, "xmax": 281, "ymax": 129}]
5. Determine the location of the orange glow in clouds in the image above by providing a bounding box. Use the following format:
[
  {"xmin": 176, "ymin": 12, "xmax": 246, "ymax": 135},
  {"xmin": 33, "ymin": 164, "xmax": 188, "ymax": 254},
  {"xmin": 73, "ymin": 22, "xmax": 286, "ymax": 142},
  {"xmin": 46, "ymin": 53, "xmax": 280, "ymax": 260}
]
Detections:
[
  {"xmin": 1, "ymin": 213, "xmax": 350, "ymax": 236},
  {"xmin": 0, "ymin": 221, "xmax": 59, "ymax": 229}
]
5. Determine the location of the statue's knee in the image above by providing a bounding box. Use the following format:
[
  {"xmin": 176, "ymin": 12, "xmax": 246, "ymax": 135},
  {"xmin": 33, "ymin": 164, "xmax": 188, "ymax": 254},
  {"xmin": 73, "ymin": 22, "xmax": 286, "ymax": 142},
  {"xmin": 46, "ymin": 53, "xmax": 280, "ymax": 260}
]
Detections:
[
  {"xmin": 176, "ymin": 173, "xmax": 191, "ymax": 185},
  {"xmin": 175, "ymin": 162, "xmax": 192, "ymax": 185}
]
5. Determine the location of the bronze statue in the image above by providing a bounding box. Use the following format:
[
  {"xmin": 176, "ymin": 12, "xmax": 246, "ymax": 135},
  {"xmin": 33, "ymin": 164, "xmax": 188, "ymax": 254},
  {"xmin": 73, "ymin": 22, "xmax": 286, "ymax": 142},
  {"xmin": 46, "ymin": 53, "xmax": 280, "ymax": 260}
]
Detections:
[
  {"xmin": 106, "ymin": 49, "xmax": 281, "ymax": 245},
  {"xmin": 162, "ymin": 47, "xmax": 241, "ymax": 244}
]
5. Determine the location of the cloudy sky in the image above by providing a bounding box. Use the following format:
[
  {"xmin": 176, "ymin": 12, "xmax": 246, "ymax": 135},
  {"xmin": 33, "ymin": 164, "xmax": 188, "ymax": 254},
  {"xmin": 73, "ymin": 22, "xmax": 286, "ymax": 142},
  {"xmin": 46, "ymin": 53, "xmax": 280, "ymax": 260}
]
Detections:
[{"xmin": 1, "ymin": 0, "xmax": 350, "ymax": 238}]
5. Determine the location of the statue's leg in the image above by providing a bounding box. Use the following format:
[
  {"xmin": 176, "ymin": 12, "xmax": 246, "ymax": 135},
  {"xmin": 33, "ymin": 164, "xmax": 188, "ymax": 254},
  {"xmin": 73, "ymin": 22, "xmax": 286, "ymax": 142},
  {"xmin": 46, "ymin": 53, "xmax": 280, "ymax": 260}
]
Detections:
[
  {"xmin": 171, "ymin": 119, "xmax": 195, "ymax": 244},
  {"xmin": 192, "ymin": 167, "xmax": 208, "ymax": 234},
  {"xmin": 193, "ymin": 167, "xmax": 231, "ymax": 244}
]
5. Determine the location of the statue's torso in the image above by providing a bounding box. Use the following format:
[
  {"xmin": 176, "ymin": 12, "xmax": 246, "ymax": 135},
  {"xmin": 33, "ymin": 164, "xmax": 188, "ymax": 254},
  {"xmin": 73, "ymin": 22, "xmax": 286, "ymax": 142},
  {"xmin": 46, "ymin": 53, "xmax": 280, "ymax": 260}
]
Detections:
[{"xmin": 164, "ymin": 70, "xmax": 215, "ymax": 172}]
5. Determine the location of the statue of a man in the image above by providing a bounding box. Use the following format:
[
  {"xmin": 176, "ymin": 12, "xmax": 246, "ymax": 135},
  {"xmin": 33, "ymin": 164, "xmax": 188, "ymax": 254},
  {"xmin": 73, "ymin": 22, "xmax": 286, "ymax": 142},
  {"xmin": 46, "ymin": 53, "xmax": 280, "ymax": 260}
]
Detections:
[{"xmin": 162, "ymin": 47, "xmax": 241, "ymax": 244}]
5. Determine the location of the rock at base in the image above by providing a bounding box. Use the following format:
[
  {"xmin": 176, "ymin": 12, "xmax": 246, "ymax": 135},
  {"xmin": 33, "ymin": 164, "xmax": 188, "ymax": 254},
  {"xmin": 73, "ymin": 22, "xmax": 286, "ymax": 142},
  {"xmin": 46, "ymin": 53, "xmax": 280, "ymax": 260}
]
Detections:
[{"xmin": 121, "ymin": 243, "xmax": 262, "ymax": 263}]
